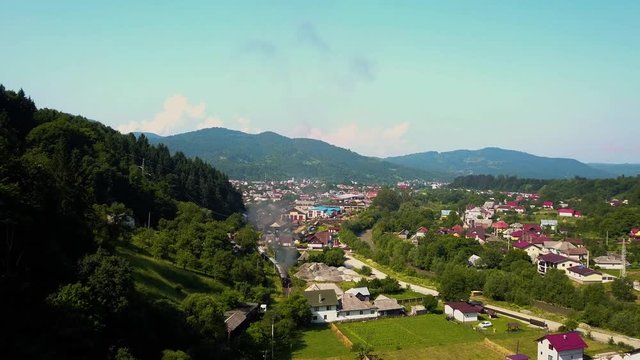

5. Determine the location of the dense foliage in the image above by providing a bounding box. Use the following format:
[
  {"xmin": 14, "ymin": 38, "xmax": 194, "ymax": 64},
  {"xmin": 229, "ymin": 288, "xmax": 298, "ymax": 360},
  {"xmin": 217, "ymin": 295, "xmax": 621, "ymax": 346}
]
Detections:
[{"xmin": 0, "ymin": 86, "xmax": 263, "ymax": 359}]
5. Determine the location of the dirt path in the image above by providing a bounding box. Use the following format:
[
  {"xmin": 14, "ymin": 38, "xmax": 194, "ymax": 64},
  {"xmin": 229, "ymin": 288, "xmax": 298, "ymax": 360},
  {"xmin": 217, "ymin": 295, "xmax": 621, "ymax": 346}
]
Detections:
[{"xmin": 357, "ymin": 229, "xmax": 375, "ymax": 250}]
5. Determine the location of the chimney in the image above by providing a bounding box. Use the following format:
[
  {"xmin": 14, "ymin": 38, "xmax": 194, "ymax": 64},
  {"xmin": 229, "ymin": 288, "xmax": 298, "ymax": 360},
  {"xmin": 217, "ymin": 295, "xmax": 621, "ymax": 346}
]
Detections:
[{"xmin": 318, "ymin": 294, "xmax": 323, "ymax": 303}]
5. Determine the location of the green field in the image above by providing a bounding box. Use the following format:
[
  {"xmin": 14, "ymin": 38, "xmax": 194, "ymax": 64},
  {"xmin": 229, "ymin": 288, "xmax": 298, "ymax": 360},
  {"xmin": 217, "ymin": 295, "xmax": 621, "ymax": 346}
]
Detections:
[
  {"xmin": 337, "ymin": 315, "xmax": 484, "ymax": 351},
  {"xmin": 293, "ymin": 315, "xmax": 628, "ymax": 360},
  {"xmin": 292, "ymin": 326, "xmax": 352, "ymax": 360},
  {"xmin": 117, "ymin": 245, "xmax": 224, "ymax": 303}
]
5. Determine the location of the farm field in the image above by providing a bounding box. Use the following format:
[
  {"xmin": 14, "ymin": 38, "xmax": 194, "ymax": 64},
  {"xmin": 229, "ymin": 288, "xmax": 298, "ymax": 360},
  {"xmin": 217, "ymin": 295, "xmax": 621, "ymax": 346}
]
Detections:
[{"xmin": 294, "ymin": 315, "xmax": 628, "ymax": 359}]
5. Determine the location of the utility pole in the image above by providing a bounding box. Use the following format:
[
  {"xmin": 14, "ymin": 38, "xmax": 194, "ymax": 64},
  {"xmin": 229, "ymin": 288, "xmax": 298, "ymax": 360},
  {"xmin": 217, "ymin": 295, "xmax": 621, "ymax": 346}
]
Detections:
[
  {"xmin": 606, "ymin": 231, "xmax": 609, "ymax": 247},
  {"xmin": 621, "ymin": 237, "xmax": 627, "ymax": 278},
  {"xmin": 271, "ymin": 318, "xmax": 274, "ymax": 360}
]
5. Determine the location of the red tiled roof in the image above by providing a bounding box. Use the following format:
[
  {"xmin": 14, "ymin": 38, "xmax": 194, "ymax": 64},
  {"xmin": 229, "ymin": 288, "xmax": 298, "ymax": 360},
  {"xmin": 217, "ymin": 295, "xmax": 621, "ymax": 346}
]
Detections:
[
  {"xmin": 558, "ymin": 209, "xmax": 575, "ymax": 213},
  {"xmin": 512, "ymin": 241, "xmax": 536, "ymax": 249},
  {"xmin": 493, "ymin": 220, "xmax": 509, "ymax": 229},
  {"xmin": 445, "ymin": 302, "xmax": 479, "ymax": 314},
  {"xmin": 537, "ymin": 332, "xmax": 588, "ymax": 352}
]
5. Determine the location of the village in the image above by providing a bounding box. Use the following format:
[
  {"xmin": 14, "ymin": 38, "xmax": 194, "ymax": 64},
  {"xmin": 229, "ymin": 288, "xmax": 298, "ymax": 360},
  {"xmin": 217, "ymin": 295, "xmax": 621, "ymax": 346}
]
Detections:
[{"xmin": 233, "ymin": 179, "xmax": 640, "ymax": 360}]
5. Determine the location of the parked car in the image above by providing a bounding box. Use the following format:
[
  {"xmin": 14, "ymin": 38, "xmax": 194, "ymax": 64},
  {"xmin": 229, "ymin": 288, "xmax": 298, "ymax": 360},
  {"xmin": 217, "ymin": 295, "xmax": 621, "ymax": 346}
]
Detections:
[{"xmin": 478, "ymin": 321, "xmax": 492, "ymax": 329}]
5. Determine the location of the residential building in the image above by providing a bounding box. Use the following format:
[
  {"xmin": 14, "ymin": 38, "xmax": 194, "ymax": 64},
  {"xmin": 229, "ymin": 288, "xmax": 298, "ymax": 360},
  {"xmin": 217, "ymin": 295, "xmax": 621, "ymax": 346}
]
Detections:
[
  {"xmin": 345, "ymin": 287, "xmax": 371, "ymax": 301},
  {"xmin": 537, "ymin": 254, "xmax": 580, "ymax": 275},
  {"xmin": 566, "ymin": 266, "xmax": 605, "ymax": 284},
  {"xmin": 541, "ymin": 219, "xmax": 558, "ymax": 231},
  {"xmin": 512, "ymin": 241, "xmax": 542, "ymax": 262},
  {"xmin": 594, "ymin": 254, "xmax": 628, "ymax": 270},
  {"xmin": 338, "ymin": 293, "xmax": 377, "ymax": 321},
  {"xmin": 444, "ymin": 302, "xmax": 479, "ymax": 323},
  {"xmin": 373, "ymin": 295, "xmax": 404, "ymax": 317},
  {"xmin": 304, "ymin": 289, "xmax": 339, "ymax": 323},
  {"xmin": 536, "ymin": 331, "xmax": 587, "ymax": 360}
]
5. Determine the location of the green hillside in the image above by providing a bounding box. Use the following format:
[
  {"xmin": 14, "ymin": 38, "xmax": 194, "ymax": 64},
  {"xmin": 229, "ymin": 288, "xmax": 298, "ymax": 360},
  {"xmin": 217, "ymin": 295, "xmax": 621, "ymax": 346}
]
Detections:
[
  {"xmin": 386, "ymin": 147, "xmax": 613, "ymax": 179},
  {"xmin": 145, "ymin": 127, "xmax": 446, "ymax": 183}
]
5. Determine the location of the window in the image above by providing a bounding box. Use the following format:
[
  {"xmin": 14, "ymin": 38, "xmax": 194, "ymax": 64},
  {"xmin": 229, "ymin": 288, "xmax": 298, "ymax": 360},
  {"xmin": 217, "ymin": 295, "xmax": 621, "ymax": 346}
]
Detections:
[
  {"xmin": 314, "ymin": 306, "xmax": 319, "ymax": 311},
  {"xmin": 346, "ymin": 311, "xmax": 350, "ymax": 316},
  {"xmin": 370, "ymin": 310, "xmax": 375, "ymax": 314},
  {"xmin": 323, "ymin": 315, "xmax": 327, "ymax": 320},
  {"xmin": 359, "ymin": 310, "xmax": 363, "ymax": 315},
  {"xmin": 548, "ymin": 356, "xmax": 553, "ymax": 360},
  {"xmin": 548, "ymin": 344, "xmax": 553, "ymax": 350},
  {"xmin": 313, "ymin": 316, "xmax": 317, "ymax": 320},
  {"xmin": 326, "ymin": 306, "xmax": 331, "ymax": 310}
]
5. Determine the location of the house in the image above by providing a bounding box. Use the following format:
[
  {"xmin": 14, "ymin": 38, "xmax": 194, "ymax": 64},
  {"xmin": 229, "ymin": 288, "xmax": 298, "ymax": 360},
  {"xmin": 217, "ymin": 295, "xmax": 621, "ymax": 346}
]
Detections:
[
  {"xmin": 444, "ymin": 302, "xmax": 479, "ymax": 323},
  {"xmin": 396, "ymin": 229, "xmax": 410, "ymax": 240},
  {"xmin": 536, "ymin": 331, "xmax": 587, "ymax": 360},
  {"xmin": 493, "ymin": 220, "xmax": 509, "ymax": 233},
  {"xmin": 564, "ymin": 247, "xmax": 589, "ymax": 262},
  {"xmin": 307, "ymin": 205, "xmax": 342, "ymax": 219},
  {"xmin": 373, "ymin": 295, "xmax": 404, "ymax": 317},
  {"xmin": 512, "ymin": 241, "xmax": 542, "ymax": 262},
  {"xmin": 410, "ymin": 305, "xmax": 427, "ymax": 316},
  {"xmin": 304, "ymin": 289, "xmax": 339, "ymax": 323},
  {"xmin": 468, "ymin": 254, "xmax": 482, "ymax": 267},
  {"xmin": 566, "ymin": 265, "xmax": 604, "ymax": 284},
  {"xmin": 594, "ymin": 254, "xmax": 629, "ymax": 270},
  {"xmin": 306, "ymin": 231, "xmax": 333, "ymax": 249},
  {"xmin": 543, "ymin": 201, "xmax": 554, "ymax": 209},
  {"xmin": 629, "ymin": 228, "xmax": 640, "ymax": 239},
  {"xmin": 338, "ymin": 293, "xmax": 378, "ymax": 320},
  {"xmin": 224, "ymin": 303, "xmax": 260, "ymax": 338},
  {"xmin": 441, "ymin": 209, "xmax": 452, "ymax": 218},
  {"xmin": 537, "ymin": 253, "xmax": 580, "ymax": 275},
  {"xmin": 415, "ymin": 226, "xmax": 429, "ymax": 237},
  {"xmin": 558, "ymin": 209, "xmax": 576, "ymax": 217},
  {"xmin": 287, "ymin": 207, "xmax": 308, "ymax": 222},
  {"xmin": 466, "ymin": 227, "xmax": 486, "ymax": 242},
  {"xmin": 541, "ymin": 219, "xmax": 558, "ymax": 231},
  {"xmin": 523, "ymin": 224, "xmax": 542, "ymax": 235},
  {"xmin": 345, "ymin": 287, "xmax": 371, "ymax": 301},
  {"xmin": 305, "ymin": 283, "xmax": 345, "ymax": 299}
]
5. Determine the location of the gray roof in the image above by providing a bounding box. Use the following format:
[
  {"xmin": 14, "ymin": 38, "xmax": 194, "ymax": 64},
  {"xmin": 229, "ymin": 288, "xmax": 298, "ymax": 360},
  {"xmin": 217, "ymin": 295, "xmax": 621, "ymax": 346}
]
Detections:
[
  {"xmin": 345, "ymin": 287, "xmax": 370, "ymax": 296},
  {"xmin": 340, "ymin": 293, "xmax": 377, "ymax": 311},
  {"xmin": 373, "ymin": 295, "xmax": 404, "ymax": 311},
  {"xmin": 304, "ymin": 289, "xmax": 338, "ymax": 307}
]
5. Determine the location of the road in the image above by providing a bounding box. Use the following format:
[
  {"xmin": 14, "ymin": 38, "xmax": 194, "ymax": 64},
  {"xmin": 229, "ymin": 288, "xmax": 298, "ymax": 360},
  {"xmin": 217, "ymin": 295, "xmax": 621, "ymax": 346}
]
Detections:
[
  {"xmin": 344, "ymin": 253, "xmax": 640, "ymax": 348},
  {"xmin": 485, "ymin": 304, "xmax": 640, "ymax": 348},
  {"xmin": 343, "ymin": 254, "xmax": 439, "ymax": 296}
]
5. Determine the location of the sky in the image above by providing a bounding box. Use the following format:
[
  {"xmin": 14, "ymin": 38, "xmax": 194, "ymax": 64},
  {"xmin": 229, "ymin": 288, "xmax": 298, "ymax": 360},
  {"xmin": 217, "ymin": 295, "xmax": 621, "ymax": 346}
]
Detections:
[{"xmin": 1, "ymin": 1, "xmax": 639, "ymax": 163}]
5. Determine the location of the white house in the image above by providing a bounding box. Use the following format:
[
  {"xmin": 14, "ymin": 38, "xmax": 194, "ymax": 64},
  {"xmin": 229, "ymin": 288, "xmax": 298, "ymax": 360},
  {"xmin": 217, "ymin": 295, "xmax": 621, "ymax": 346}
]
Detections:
[
  {"xmin": 541, "ymin": 219, "xmax": 558, "ymax": 231},
  {"xmin": 537, "ymin": 253, "xmax": 580, "ymax": 275},
  {"xmin": 444, "ymin": 302, "xmax": 479, "ymax": 323},
  {"xmin": 594, "ymin": 255, "xmax": 628, "ymax": 270},
  {"xmin": 304, "ymin": 289, "xmax": 339, "ymax": 323},
  {"xmin": 536, "ymin": 332, "xmax": 587, "ymax": 360},
  {"xmin": 337, "ymin": 293, "xmax": 378, "ymax": 321}
]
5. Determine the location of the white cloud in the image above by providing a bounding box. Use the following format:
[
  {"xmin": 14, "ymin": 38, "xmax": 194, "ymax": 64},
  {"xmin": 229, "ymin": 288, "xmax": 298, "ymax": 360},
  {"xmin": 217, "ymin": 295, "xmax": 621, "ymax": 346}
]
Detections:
[
  {"xmin": 294, "ymin": 121, "xmax": 410, "ymax": 157},
  {"xmin": 117, "ymin": 95, "xmax": 266, "ymax": 136}
]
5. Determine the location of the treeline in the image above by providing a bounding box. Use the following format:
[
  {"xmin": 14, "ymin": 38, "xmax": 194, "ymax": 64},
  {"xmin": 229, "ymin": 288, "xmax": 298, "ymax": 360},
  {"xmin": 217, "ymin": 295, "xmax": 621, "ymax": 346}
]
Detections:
[
  {"xmin": 0, "ymin": 86, "xmax": 258, "ymax": 359},
  {"xmin": 449, "ymin": 175, "xmax": 549, "ymax": 192}
]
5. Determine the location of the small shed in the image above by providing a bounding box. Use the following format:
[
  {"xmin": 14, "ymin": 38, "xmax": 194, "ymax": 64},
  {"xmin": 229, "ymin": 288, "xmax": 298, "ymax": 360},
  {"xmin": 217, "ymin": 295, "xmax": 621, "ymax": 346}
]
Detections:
[{"xmin": 410, "ymin": 305, "xmax": 427, "ymax": 316}]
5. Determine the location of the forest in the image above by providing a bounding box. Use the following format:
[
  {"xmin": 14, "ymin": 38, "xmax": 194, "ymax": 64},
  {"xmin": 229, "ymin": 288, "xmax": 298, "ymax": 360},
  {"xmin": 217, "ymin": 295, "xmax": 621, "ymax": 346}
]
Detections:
[{"xmin": 0, "ymin": 86, "xmax": 307, "ymax": 359}]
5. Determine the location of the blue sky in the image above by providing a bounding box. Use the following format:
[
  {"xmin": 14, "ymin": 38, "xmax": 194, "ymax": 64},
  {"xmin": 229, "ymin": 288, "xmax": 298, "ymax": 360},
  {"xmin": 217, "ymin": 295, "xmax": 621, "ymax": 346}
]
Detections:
[{"xmin": 2, "ymin": 1, "xmax": 639, "ymax": 162}]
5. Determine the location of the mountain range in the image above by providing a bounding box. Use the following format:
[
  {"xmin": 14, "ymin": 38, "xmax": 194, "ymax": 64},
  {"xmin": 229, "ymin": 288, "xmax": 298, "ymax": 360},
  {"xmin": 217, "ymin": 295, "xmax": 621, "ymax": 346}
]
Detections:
[{"xmin": 138, "ymin": 128, "xmax": 639, "ymax": 182}]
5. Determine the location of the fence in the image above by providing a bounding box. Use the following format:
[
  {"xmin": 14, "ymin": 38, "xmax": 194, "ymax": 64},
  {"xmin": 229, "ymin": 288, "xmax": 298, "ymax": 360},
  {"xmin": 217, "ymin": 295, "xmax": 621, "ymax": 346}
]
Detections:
[{"xmin": 330, "ymin": 323, "xmax": 353, "ymax": 350}]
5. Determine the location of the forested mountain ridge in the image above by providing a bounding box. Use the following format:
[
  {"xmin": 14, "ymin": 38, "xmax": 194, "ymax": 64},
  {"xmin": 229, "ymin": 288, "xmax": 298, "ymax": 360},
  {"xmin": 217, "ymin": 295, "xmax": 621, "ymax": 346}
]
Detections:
[
  {"xmin": 0, "ymin": 86, "xmax": 302, "ymax": 359},
  {"xmin": 385, "ymin": 147, "xmax": 613, "ymax": 179},
  {"xmin": 144, "ymin": 127, "xmax": 446, "ymax": 182}
]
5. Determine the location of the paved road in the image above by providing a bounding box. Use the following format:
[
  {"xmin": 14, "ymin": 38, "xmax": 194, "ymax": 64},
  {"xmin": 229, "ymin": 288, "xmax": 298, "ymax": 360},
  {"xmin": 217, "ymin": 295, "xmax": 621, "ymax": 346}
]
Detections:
[
  {"xmin": 485, "ymin": 304, "xmax": 640, "ymax": 348},
  {"xmin": 344, "ymin": 254, "xmax": 439, "ymax": 296},
  {"xmin": 345, "ymin": 253, "xmax": 640, "ymax": 348}
]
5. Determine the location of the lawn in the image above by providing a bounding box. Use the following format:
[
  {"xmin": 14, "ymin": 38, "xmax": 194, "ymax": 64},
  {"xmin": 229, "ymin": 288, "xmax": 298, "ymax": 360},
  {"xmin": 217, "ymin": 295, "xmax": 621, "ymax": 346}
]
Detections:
[
  {"xmin": 292, "ymin": 325, "xmax": 352, "ymax": 360},
  {"xmin": 337, "ymin": 315, "xmax": 484, "ymax": 351},
  {"xmin": 117, "ymin": 245, "xmax": 224, "ymax": 303},
  {"xmin": 349, "ymin": 253, "xmax": 438, "ymax": 289}
]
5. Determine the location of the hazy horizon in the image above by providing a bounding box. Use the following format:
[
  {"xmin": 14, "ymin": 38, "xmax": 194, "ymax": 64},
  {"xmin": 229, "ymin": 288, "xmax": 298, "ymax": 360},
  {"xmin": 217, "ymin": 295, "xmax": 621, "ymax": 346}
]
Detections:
[{"xmin": 2, "ymin": 1, "xmax": 639, "ymax": 163}]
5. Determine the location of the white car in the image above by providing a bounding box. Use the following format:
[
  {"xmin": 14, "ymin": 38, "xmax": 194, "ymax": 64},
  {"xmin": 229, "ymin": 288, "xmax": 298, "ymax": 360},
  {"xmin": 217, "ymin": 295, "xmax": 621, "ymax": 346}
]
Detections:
[{"xmin": 478, "ymin": 321, "xmax": 493, "ymax": 329}]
